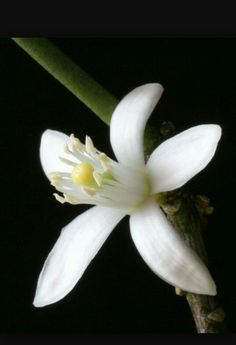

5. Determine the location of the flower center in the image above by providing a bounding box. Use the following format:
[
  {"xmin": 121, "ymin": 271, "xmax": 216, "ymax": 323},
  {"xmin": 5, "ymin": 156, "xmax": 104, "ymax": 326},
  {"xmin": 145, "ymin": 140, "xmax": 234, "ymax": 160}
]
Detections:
[
  {"xmin": 51, "ymin": 133, "xmax": 149, "ymax": 209},
  {"xmin": 71, "ymin": 162, "xmax": 96, "ymax": 187}
]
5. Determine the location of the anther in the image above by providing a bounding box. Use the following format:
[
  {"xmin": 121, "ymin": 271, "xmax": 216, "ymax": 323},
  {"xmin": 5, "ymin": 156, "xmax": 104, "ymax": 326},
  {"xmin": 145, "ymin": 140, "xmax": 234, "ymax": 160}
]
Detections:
[
  {"xmin": 51, "ymin": 179, "xmax": 62, "ymax": 187},
  {"xmin": 82, "ymin": 186, "xmax": 97, "ymax": 196},
  {"xmin": 67, "ymin": 134, "xmax": 84, "ymax": 152},
  {"xmin": 64, "ymin": 145, "xmax": 71, "ymax": 154},
  {"xmin": 53, "ymin": 193, "xmax": 66, "ymax": 204},
  {"xmin": 64, "ymin": 193, "xmax": 78, "ymax": 204},
  {"xmin": 59, "ymin": 157, "xmax": 77, "ymax": 166},
  {"xmin": 93, "ymin": 171, "xmax": 103, "ymax": 186},
  {"xmin": 98, "ymin": 153, "xmax": 110, "ymax": 169},
  {"xmin": 50, "ymin": 173, "xmax": 63, "ymax": 187},
  {"xmin": 85, "ymin": 136, "xmax": 96, "ymax": 156}
]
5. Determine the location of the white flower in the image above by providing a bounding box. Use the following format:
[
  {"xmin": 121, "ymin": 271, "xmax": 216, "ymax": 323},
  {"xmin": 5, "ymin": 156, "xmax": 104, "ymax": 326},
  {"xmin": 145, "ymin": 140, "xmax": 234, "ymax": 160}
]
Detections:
[{"xmin": 34, "ymin": 83, "xmax": 221, "ymax": 307}]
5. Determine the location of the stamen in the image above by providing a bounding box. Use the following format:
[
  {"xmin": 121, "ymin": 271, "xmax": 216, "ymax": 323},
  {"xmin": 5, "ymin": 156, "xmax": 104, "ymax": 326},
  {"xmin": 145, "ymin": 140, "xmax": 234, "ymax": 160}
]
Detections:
[
  {"xmin": 64, "ymin": 193, "xmax": 78, "ymax": 204},
  {"xmin": 53, "ymin": 193, "xmax": 66, "ymax": 204},
  {"xmin": 50, "ymin": 172, "xmax": 71, "ymax": 178},
  {"xmin": 82, "ymin": 186, "xmax": 97, "ymax": 196},
  {"xmin": 85, "ymin": 136, "xmax": 96, "ymax": 156},
  {"xmin": 51, "ymin": 179, "xmax": 62, "ymax": 187},
  {"xmin": 67, "ymin": 134, "xmax": 84, "ymax": 153},
  {"xmin": 59, "ymin": 157, "xmax": 77, "ymax": 166},
  {"xmin": 93, "ymin": 171, "xmax": 103, "ymax": 186},
  {"xmin": 50, "ymin": 173, "xmax": 63, "ymax": 187},
  {"xmin": 50, "ymin": 172, "xmax": 61, "ymax": 178},
  {"xmin": 64, "ymin": 145, "xmax": 71, "ymax": 154},
  {"xmin": 98, "ymin": 153, "xmax": 110, "ymax": 169},
  {"xmin": 67, "ymin": 134, "xmax": 75, "ymax": 152},
  {"xmin": 101, "ymin": 171, "xmax": 115, "ymax": 182}
]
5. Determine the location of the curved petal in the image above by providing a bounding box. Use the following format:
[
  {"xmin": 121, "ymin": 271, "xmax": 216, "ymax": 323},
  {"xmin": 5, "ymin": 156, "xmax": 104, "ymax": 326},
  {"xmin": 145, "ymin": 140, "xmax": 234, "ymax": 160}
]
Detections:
[
  {"xmin": 110, "ymin": 83, "xmax": 164, "ymax": 168},
  {"xmin": 40, "ymin": 129, "xmax": 74, "ymax": 179},
  {"xmin": 130, "ymin": 199, "xmax": 216, "ymax": 295},
  {"xmin": 146, "ymin": 124, "xmax": 222, "ymax": 193},
  {"xmin": 33, "ymin": 206, "xmax": 125, "ymax": 307}
]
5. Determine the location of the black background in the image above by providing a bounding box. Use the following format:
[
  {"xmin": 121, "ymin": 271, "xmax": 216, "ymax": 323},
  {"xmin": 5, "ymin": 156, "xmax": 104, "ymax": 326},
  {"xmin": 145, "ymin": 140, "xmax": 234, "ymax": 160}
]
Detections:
[{"xmin": 1, "ymin": 38, "xmax": 236, "ymax": 334}]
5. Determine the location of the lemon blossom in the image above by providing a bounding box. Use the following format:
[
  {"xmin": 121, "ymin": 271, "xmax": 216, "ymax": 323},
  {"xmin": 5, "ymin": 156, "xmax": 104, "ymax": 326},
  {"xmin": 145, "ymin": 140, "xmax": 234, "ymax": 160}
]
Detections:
[{"xmin": 34, "ymin": 83, "xmax": 221, "ymax": 307}]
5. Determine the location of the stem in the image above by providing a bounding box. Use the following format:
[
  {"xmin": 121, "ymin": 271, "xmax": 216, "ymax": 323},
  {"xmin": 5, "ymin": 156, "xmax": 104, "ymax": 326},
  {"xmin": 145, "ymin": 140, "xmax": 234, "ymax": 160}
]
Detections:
[
  {"xmin": 12, "ymin": 38, "xmax": 227, "ymax": 333},
  {"xmin": 164, "ymin": 190, "xmax": 227, "ymax": 333},
  {"xmin": 12, "ymin": 38, "xmax": 118, "ymax": 126},
  {"xmin": 11, "ymin": 37, "xmax": 160, "ymax": 150}
]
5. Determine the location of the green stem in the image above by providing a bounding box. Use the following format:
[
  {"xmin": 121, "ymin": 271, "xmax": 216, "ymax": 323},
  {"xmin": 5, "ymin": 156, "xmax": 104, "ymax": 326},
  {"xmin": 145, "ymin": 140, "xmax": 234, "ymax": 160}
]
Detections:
[
  {"xmin": 12, "ymin": 38, "xmax": 118, "ymax": 126},
  {"xmin": 12, "ymin": 37, "xmax": 160, "ymax": 150}
]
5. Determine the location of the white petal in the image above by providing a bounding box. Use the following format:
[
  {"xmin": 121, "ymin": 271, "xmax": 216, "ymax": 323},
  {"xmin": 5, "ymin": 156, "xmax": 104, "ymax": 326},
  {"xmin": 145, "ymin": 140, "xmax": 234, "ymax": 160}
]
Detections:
[
  {"xmin": 40, "ymin": 129, "xmax": 74, "ymax": 179},
  {"xmin": 110, "ymin": 83, "xmax": 164, "ymax": 168},
  {"xmin": 146, "ymin": 124, "xmax": 222, "ymax": 193},
  {"xmin": 33, "ymin": 206, "xmax": 125, "ymax": 307},
  {"xmin": 130, "ymin": 199, "xmax": 216, "ymax": 295}
]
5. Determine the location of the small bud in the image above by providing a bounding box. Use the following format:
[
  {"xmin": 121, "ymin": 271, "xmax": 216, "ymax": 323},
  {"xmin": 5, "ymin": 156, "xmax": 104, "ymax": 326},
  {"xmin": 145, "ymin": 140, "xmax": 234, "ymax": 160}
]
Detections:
[{"xmin": 175, "ymin": 287, "xmax": 186, "ymax": 296}]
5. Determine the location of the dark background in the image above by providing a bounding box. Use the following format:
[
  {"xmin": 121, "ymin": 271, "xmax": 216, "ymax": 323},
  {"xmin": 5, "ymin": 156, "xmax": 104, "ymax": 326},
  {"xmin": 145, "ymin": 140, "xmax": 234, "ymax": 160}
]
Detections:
[{"xmin": 1, "ymin": 38, "xmax": 235, "ymax": 334}]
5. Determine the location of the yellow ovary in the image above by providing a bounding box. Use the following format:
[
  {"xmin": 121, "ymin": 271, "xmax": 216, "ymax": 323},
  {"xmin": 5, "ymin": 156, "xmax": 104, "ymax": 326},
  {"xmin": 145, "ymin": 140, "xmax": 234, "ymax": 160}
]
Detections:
[{"xmin": 72, "ymin": 162, "xmax": 95, "ymax": 186}]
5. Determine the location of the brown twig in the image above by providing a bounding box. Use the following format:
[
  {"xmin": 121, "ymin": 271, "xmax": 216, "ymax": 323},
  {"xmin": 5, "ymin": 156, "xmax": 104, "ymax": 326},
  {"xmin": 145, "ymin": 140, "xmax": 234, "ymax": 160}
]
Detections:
[{"xmin": 160, "ymin": 188, "xmax": 227, "ymax": 333}]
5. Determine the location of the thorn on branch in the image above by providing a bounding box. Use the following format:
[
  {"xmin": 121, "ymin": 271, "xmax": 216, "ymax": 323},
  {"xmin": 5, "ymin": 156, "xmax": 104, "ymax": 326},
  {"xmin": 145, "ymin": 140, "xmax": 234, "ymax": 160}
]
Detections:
[
  {"xmin": 175, "ymin": 287, "xmax": 186, "ymax": 296},
  {"xmin": 160, "ymin": 121, "xmax": 175, "ymax": 138},
  {"xmin": 195, "ymin": 194, "xmax": 214, "ymax": 216},
  {"xmin": 207, "ymin": 307, "xmax": 226, "ymax": 323}
]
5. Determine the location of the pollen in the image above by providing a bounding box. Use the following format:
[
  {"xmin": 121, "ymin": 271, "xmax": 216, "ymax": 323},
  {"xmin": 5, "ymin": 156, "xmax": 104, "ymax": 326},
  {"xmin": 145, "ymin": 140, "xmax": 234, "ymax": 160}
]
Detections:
[{"xmin": 71, "ymin": 162, "xmax": 96, "ymax": 187}]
